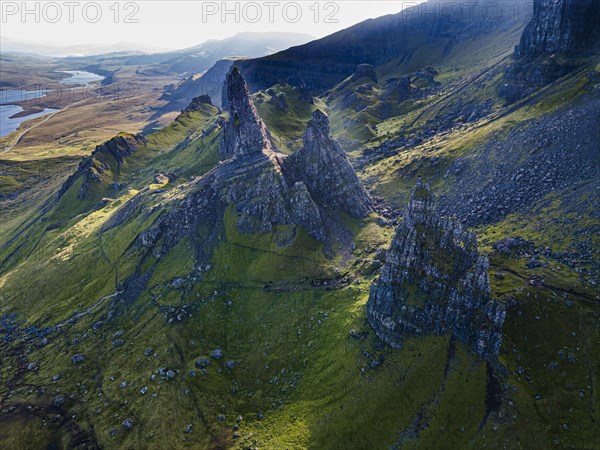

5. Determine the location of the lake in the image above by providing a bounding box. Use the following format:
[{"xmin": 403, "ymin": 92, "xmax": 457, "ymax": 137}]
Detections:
[
  {"xmin": 0, "ymin": 70, "xmax": 103, "ymax": 138},
  {"xmin": 59, "ymin": 70, "xmax": 105, "ymax": 85},
  {"xmin": 0, "ymin": 105, "xmax": 59, "ymax": 137}
]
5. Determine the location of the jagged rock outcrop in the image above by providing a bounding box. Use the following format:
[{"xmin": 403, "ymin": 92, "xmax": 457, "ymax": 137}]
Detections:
[
  {"xmin": 351, "ymin": 64, "xmax": 378, "ymax": 84},
  {"xmin": 295, "ymin": 81, "xmax": 314, "ymax": 104},
  {"xmin": 219, "ymin": 66, "xmax": 275, "ymax": 158},
  {"xmin": 138, "ymin": 70, "xmax": 371, "ymax": 259},
  {"xmin": 183, "ymin": 95, "xmax": 213, "ymax": 112},
  {"xmin": 518, "ymin": 0, "xmax": 600, "ymax": 58},
  {"xmin": 394, "ymin": 77, "xmax": 416, "ymax": 101},
  {"xmin": 287, "ymin": 110, "xmax": 372, "ymax": 218},
  {"xmin": 367, "ymin": 178, "xmax": 505, "ymax": 359},
  {"xmin": 267, "ymin": 93, "xmax": 289, "ymax": 112},
  {"xmin": 59, "ymin": 133, "xmax": 147, "ymax": 200},
  {"xmin": 500, "ymin": 0, "xmax": 600, "ymax": 102}
]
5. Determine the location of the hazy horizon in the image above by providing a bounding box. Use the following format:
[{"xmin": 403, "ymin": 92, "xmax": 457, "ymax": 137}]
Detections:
[{"xmin": 1, "ymin": 1, "xmax": 423, "ymax": 56}]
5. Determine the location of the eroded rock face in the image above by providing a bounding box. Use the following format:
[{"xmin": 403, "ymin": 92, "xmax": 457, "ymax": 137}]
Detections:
[
  {"xmin": 219, "ymin": 66, "xmax": 274, "ymax": 158},
  {"xmin": 500, "ymin": 0, "xmax": 600, "ymax": 102},
  {"xmin": 367, "ymin": 178, "xmax": 505, "ymax": 359},
  {"xmin": 519, "ymin": 0, "xmax": 600, "ymax": 58},
  {"xmin": 287, "ymin": 110, "xmax": 372, "ymax": 218}
]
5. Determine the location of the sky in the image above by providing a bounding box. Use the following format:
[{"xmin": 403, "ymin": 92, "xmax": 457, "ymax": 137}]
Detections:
[{"xmin": 1, "ymin": 1, "xmax": 424, "ymax": 54}]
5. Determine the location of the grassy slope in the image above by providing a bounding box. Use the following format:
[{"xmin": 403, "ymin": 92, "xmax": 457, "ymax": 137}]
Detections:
[
  {"xmin": 253, "ymin": 85, "xmax": 317, "ymax": 154},
  {"xmin": 2, "ymin": 191, "xmax": 595, "ymax": 448}
]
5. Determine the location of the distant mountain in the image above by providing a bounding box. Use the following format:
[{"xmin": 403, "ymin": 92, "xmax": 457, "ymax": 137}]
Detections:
[
  {"xmin": 58, "ymin": 32, "xmax": 314, "ymax": 76},
  {"xmin": 153, "ymin": 32, "xmax": 314, "ymax": 115},
  {"xmin": 163, "ymin": 32, "xmax": 314, "ymax": 74},
  {"xmin": 0, "ymin": 36, "xmax": 165, "ymax": 57}
]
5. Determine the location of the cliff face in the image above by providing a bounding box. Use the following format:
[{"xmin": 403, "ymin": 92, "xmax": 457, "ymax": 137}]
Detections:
[
  {"xmin": 367, "ymin": 179, "xmax": 505, "ymax": 359},
  {"xmin": 183, "ymin": 95, "xmax": 213, "ymax": 112},
  {"xmin": 500, "ymin": 0, "xmax": 600, "ymax": 102},
  {"xmin": 519, "ymin": 0, "xmax": 600, "ymax": 58}
]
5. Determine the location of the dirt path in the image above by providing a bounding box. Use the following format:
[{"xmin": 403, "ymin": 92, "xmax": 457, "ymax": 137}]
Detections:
[{"xmin": 55, "ymin": 290, "xmax": 121, "ymax": 329}]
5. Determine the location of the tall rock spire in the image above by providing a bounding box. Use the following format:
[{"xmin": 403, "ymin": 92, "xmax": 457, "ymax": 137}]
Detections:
[
  {"xmin": 219, "ymin": 66, "xmax": 274, "ymax": 158},
  {"xmin": 367, "ymin": 178, "xmax": 505, "ymax": 359},
  {"xmin": 288, "ymin": 110, "xmax": 372, "ymax": 218}
]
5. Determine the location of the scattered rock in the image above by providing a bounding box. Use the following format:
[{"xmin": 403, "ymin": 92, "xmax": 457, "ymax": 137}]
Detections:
[
  {"xmin": 211, "ymin": 349, "xmax": 224, "ymax": 360},
  {"xmin": 195, "ymin": 358, "xmax": 210, "ymax": 368},
  {"xmin": 492, "ymin": 237, "xmax": 534, "ymax": 257},
  {"xmin": 71, "ymin": 354, "xmax": 85, "ymax": 365},
  {"xmin": 122, "ymin": 418, "xmax": 134, "ymax": 430},
  {"xmin": 53, "ymin": 395, "xmax": 65, "ymax": 407}
]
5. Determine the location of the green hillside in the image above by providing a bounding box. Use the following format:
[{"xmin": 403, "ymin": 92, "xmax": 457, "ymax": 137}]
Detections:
[{"xmin": 1, "ymin": 1, "xmax": 599, "ymax": 449}]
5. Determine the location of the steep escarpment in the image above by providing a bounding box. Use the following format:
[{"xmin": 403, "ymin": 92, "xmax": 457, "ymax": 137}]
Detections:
[
  {"xmin": 518, "ymin": 0, "xmax": 600, "ymax": 58},
  {"xmin": 500, "ymin": 0, "xmax": 600, "ymax": 101},
  {"xmin": 367, "ymin": 178, "xmax": 505, "ymax": 359}
]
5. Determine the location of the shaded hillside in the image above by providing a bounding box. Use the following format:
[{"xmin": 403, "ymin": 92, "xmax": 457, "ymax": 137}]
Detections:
[{"xmin": 238, "ymin": 0, "xmax": 533, "ymax": 93}]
